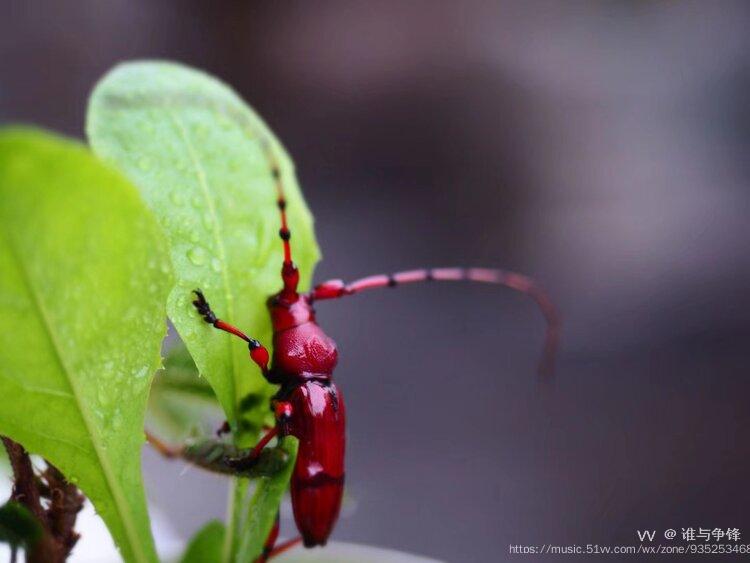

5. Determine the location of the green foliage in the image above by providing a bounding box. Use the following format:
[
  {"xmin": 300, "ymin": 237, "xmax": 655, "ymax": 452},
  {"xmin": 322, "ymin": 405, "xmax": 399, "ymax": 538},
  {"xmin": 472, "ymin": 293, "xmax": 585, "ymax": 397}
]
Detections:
[
  {"xmin": 0, "ymin": 502, "xmax": 42, "ymax": 552},
  {"xmin": 87, "ymin": 61, "xmax": 320, "ymax": 435},
  {"xmin": 235, "ymin": 437, "xmax": 299, "ymax": 562},
  {"xmin": 180, "ymin": 520, "xmax": 225, "ymax": 563},
  {"xmin": 147, "ymin": 343, "xmax": 222, "ymax": 442},
  {"xmin": 87, "ymin": 61, "xmax": 320, "ymax": 563},
  {"xmin": 0, "ymin": 128, "xmax": 172, "ymax": 563},
  {"xmin": 159, "ymin": 342, "xmax": 214, "ymax": 401}
]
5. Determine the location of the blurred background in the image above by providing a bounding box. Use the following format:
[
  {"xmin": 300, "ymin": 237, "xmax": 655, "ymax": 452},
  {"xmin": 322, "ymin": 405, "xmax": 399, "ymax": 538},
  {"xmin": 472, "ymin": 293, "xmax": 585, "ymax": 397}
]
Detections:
[{"xmin": 2, "ymin": 1, "xmax": 750, "ymax": 562}]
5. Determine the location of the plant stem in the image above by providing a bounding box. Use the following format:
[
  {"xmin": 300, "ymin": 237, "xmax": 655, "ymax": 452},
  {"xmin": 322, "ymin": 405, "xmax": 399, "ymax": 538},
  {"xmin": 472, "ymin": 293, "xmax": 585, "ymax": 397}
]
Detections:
[
  {"xmin": 1, "ymin": 437, "xmax": 84, "ymax": 563},
  {"xmin": 2, "ymin": 438, "xmax": 46, "ymax": 523},
  {"xmin": 223, "ymin": 476, "xmax": 248, "ymax": 563}
]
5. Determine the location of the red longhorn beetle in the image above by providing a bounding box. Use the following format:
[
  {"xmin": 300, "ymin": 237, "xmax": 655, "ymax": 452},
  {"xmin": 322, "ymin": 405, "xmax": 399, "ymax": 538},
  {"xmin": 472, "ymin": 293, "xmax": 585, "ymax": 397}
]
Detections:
[{"xmin": 148, "ymin": 143, "xmax": 559, "ymax": 561}]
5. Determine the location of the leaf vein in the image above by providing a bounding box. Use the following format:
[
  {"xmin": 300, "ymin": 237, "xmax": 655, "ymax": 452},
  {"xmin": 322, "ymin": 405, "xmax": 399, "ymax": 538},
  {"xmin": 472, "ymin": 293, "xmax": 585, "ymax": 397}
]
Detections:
[
  {"xmin": 0, "ymin": 415, "xmax": 94, "ymax": 457},
  {"xmin": 162, "ymin": 107, "xmax": 240, "ymax": 422},
  {"xmin": 0, "ymin": 369, "xmax": 76, "ymax": 400},
  {"xmin": 0, "ymin": 228, "xmax": 150, "ymax": 563}
]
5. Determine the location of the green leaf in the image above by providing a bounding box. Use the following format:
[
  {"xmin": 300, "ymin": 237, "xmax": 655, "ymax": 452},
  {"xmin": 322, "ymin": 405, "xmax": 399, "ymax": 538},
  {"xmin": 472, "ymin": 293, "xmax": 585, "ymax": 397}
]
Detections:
[
  {"xmin": 180, "ymin": 520, "xmax": 225, "ymax": 563},
  {"xmin": 87, "ymin": 61, "xmax": 319, "ymax": 562},
  {"xmin": 0, "ymin": 128, "xmax": 172, "ymax": 563},
  {"xmin": 86, "ymin": 61, "xmax": 320, "ymax": 434},
  {"xmin": 0, "ymin": 502, "xmax": 42, "ymax": 550},
  {"xmin": 147, "ymin": 343, "xmax": 222, "ymax": 442},
  {"xmin": 235, "ymin": 437, "xmax": 299, "ymax": 562}
]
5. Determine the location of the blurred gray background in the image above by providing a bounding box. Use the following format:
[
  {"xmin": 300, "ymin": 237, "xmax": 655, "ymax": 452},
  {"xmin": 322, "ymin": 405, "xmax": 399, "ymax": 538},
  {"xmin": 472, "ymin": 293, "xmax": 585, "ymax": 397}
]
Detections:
[{"xmin": 2, "ymin": 2, "xmax": 750, "ymax": 562}]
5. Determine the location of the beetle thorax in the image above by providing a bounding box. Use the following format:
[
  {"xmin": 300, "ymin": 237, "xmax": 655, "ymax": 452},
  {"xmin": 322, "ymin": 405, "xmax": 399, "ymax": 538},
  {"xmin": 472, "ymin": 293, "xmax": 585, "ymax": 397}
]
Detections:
[{"xmin": 268, "ymin": 294, "xmax": 339, "ymax": 380}]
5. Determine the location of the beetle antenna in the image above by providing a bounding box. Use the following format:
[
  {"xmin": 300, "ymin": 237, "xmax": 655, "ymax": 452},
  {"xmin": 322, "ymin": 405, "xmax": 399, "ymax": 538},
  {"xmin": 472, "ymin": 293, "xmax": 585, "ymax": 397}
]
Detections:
[
  {"xmin": 310, "ymin": 267, "xmax": 560, "ymax": 376},
  {"xmin": 260, "ymin": 138, "xmax": 299, "ymax": 296}
]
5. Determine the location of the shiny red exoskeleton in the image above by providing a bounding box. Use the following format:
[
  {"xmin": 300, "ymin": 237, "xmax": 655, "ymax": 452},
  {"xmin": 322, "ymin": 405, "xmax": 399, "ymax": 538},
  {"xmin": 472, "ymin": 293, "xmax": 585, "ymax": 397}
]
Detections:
[{"xmin": 188, "ymin": 144, "xmax": 560, "ymax": 561}]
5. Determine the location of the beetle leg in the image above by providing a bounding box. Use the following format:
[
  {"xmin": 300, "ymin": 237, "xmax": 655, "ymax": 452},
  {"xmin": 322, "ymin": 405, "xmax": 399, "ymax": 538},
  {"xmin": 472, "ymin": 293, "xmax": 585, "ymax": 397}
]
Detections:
[
  {"xmin": 192, "ymin": 289, "xmax": 270, "ymax": 375},
  {"xmin": 255, "ymin": 514, "xmax": 302, "ymax": 563},
  {"xmin": 261, "ymin": 536, "xmax": 302, "ymax": 561},
  {"xmin": 254, "ymin": 515, "xmax": 302, "ymax": 563},
  {"xmin": 254, "ymin": 513, "xmax": 280, "ymax": 563},
  {"xmin": 272, "ymin": 400, "xmax": 293, "ymax": 422},
  {"xmin": 227, "ymin": 399, "xmax": 294, "ymax": 471},
  {"xmin": 250, "ymin": 426, "xmax": 280, "ymax": 458},
  {"xmin": 226, "ymin": 426, "xmax": 280, "ymax": 471}
]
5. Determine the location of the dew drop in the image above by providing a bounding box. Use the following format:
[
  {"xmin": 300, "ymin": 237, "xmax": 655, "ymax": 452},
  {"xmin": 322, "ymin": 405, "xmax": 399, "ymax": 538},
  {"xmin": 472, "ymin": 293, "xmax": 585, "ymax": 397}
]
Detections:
[
  {"xmin": 137, "ymin": 156, "xmax": 151, "ymax": 171},
  {"xmin": 211, "ymin": 258, "xmax": 222, "ymax": 272},
  {"xmin": 98, "ymin": 388, "xmax": 111, "ymax": 406},
  {"xmin": 187, "ymin": 246, "xmax": 207, "ymax": 266},
  {"xmin": 170, "ymin": 191, "xmax": 185, "ymax": 205}
]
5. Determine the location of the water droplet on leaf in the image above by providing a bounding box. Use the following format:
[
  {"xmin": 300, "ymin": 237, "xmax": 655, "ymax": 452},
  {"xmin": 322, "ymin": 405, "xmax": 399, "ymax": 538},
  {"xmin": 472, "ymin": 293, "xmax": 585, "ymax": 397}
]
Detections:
[
  {"xmin": 187, "ymin": 246, "xmax": 207, "ymax": 266},
  {"xmin": 98, "ymin": 388, "xmax": 111, "ymax": 406}
]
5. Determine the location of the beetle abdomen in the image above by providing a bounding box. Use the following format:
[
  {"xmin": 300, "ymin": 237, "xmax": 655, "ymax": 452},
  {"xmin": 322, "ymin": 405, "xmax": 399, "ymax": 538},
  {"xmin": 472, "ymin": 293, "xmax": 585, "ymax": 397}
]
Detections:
[
  {"xmin": 291, "ymin": 469, "xmax": 344, "ymax": 547},
  {"xmin": 288, "ymin": 380, "xmax": 346, "ymax": 546}
]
